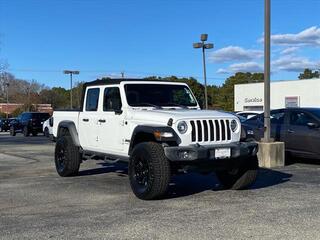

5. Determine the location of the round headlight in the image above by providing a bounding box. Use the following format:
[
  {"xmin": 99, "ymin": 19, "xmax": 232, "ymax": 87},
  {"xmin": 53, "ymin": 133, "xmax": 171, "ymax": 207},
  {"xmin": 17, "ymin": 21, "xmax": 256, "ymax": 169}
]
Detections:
[
  {"xmin": 177, "ymin": 121, "xmax": 188, "ymax": 134},
  {"xmin": 230, "ymin": 119, "xmax": 238, "ymax": 132}
]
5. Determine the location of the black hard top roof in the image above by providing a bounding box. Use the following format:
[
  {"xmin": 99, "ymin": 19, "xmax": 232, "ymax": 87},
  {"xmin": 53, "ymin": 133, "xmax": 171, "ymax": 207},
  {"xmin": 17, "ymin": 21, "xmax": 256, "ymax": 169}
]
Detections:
[{"xmin": 84, "ymin": 78, "xmax": 172, "ymax": 88}]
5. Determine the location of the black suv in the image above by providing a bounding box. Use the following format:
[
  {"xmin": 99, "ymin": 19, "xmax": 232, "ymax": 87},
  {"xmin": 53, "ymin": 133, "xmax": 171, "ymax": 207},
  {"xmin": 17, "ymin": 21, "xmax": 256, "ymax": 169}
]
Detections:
[
  {"xmin": 0, "ymin": 118, "xmax": 11, "ymax": 132},
  {"xmin": 10, "ymin": 112, "xmax": 50, "ymax": 137}
]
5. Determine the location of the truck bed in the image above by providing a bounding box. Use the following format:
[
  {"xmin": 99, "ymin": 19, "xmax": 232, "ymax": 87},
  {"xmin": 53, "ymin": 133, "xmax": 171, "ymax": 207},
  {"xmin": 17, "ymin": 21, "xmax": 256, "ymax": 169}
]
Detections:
[{"xmin": 52, "ymin": 111, "xmax": 80, "ymax": 137}]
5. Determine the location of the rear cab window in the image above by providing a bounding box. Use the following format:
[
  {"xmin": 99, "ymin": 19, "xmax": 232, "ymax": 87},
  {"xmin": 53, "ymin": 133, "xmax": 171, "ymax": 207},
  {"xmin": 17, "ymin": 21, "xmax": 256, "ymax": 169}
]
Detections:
[
  {"xmin": 85, "ymin": 88, "xmax": 100, "ymax": 111},
  {"xmin": 270, "ymin": 110, "xmax": 285, "ymax": 124}
]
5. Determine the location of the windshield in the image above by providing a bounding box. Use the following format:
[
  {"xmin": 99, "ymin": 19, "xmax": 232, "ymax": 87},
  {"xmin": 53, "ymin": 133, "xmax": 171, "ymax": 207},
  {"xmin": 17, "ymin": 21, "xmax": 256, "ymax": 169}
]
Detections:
[
  {"xmin": 31, "ymin": 113, "xmax": 50, "ymax": 120},
  {"xmin": 125, "ymin": 84, "xmax": 198, "ymax": 107}
]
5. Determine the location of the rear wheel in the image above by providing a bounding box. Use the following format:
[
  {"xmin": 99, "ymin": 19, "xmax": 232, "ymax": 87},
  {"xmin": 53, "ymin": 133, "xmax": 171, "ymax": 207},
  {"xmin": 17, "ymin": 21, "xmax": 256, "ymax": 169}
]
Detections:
[
  {"xmin": 129, "ymin": 142, "xmax": 171, "ymax": 200},
  {"xmin": 44, "ymin": 127, "xmax": 49, "ymax": 137},
  {"xmin": 23, "ymin": 126, "xmax": 29, "ymax": 137},
  {"xmin": 54, "ymin": 134, "xmax": 81, "ymax": 177},
  {"xmin": 10, "ymin": 127, "xmax": 16, "ymax": 136},
  {"xmin": 0, "ymin": 126, "xmax": 3, "ymax": 132},
  {"xmin": 215, "ymin": 156, "xmax": 258, "ymax": 190}
]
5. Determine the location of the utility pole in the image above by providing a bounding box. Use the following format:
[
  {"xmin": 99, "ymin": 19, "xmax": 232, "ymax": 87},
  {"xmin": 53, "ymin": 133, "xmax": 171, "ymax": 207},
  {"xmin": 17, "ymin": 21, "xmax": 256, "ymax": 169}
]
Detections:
[
  {"xmin": 27, "ymin": 86, "xmax": 30, "ymax": 111},
  {"xmin": 193, "ymin": 34, "xmax": 214, "ymax": 110},
  {"xmin": 263, "ymin": 0, "xmax": 271, "ymax": 142},
  {"xmin": 5, "ymin": 82, "xmax": 9, "ymax": 119},
  {"xmin": 121, "ymin": 71, "xmax": 124, "ymax": 78},
  {"xmin": 63, "ymin": 70, "xmax": 80, "ymax": 109}
]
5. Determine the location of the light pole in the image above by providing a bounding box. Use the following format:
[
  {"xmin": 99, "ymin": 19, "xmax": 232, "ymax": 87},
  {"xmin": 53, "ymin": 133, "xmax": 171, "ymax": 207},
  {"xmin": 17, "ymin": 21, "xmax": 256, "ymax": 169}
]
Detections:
[
  {"xmin": 63, "ymin": 70, "xmax": 80, "ymax": 109},
  {"xmin": 193, "ymin": 34, "xmax": 214, "ymax": 110},
  {"xmin": 26, "ymin": 86, "xmax": 30, "ymax": 111},
  {"xmin": 263, "ymin": 0, "xmax": 271, "ymax": 142},
  {"xmin": 5, "ymin": 82, "xmax": 9, "ymax": 118}
]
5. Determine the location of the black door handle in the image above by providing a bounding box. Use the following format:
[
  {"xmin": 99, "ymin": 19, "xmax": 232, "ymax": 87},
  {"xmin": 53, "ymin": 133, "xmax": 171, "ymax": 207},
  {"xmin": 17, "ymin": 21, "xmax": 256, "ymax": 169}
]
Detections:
[
  {"xmin": 98, "ymin": 119, "xmax": 106, "ymax": 123},
  {"xmin": 82, "ymin": 118, "xmax": 89, "ymax": 122}
]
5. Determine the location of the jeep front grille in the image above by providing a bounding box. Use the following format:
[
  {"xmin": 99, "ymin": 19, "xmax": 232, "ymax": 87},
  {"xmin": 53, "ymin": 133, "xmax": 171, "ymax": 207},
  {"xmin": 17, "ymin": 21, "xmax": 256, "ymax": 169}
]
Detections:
[{"xmin": 190, "ymin": 119, "xmax": 231, "ymax": 143}]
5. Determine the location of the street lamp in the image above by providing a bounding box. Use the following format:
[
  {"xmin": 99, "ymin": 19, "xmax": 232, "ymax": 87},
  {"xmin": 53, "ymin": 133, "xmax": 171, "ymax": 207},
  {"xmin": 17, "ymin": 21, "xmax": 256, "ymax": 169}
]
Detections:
[
  {"xmin": 193, "ymin": 34, "xmax": 214, "ymax": 110},
  {"xmin": 263, "ymin": 0, "xmax": 271, "ymax": 142},
  {"xmin": 5, "ymin": 82, "xmax": 9, "ymax": 118},
  {"xmin": 63, "ymin": 70, "xmax": 80, "ymax": 109}
]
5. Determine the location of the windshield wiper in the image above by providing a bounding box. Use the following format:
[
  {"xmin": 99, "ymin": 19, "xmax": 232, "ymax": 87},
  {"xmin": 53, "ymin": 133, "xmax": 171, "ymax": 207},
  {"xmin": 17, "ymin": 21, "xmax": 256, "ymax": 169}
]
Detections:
[
  {"xmin": 132, "ymin": 103, "xmax": 162, "ymax": 109},
  {"xmin": 165, "ymin": 102, "xmax": 188, "ymax": 109}
]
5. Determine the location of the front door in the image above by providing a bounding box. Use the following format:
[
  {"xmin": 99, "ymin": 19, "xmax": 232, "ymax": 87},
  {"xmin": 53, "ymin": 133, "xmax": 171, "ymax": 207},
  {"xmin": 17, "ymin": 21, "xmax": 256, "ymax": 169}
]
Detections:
[
  {"xmin": 285, "ymin": 110, "xmax": 319, "ymax": 157},
  {"xmin": 97, "ymin": 86, "xmax": 124, "ymax": 154}
]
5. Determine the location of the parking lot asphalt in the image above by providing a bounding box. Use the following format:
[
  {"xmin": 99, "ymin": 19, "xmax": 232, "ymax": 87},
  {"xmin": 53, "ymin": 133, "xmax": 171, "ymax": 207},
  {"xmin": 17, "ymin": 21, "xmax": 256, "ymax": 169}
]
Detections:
[{"xmin": 1, "ymin": 132, "xmax": 320, "ymax": 240}]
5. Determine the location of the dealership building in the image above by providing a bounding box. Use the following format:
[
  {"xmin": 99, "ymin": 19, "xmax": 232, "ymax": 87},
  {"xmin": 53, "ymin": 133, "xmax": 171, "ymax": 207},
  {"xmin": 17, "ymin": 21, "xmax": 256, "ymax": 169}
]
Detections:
[{"xmin": 234, "ymin": 78, "xmax": 320, "ymax": 111}]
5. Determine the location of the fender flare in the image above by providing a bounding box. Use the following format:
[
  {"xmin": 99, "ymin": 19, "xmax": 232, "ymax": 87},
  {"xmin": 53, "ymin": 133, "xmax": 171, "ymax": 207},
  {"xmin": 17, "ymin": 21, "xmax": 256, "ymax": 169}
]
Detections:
[
  {"xmin": 57, "ymin": 121, "xmax": 81, "ymax": 147},
  {"xmin": 128, "ymin": 125, "xmax": 181, "ymax": 155}
]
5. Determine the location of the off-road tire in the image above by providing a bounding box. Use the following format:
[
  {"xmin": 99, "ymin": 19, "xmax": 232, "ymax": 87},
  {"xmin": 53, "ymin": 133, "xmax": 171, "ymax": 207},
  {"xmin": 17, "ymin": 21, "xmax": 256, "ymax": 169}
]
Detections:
[
  {"xmin": 0, "ymin": 127, "xmax": 3, "ymax": 132},
  {"xmin": 54, "ymin": 134, "xmax": 81, "ymax": 177},
  {"xmin": 215, "ymin": 156, "xmax": 258, "ymax": 190},
  {"xmin": 23, "ymin": 126, "xmax": 29, "ymax": 137},
  {"xmin": 129, "ymin": 142, "xmax": 171, "ymax": 200},
  {"xmin": 10, "ymin": 127, "xmax": 16, "ymax": 136},
  {"xmin": 44, "ymin": 127, "xmax": 49, "ymax": 137},
  {"xmin": 32, "ymin": 131, "xmax": 37, "ymax": 136}
]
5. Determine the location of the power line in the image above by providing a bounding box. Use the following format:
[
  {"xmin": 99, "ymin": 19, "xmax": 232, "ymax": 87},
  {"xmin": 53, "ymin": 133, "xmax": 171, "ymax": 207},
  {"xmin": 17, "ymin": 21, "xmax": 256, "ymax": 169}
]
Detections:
[{"xmin": 8, "ymin": 68, "xmax": 226, "ymax": 80}]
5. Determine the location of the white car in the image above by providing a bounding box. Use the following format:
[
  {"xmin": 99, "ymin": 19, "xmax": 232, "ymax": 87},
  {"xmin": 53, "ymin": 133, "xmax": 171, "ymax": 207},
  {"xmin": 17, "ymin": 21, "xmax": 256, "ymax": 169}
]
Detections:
[
  {"xmin": 236, "ymin": 111, "xmax": 263, "ymax": 119},
  {"xmin": 52, "ymin": 79, "xmax": 258, "ymax": 200},
  {"xmin": 43, "ymin": 117, "xmax": 53, "ymax": 138}
]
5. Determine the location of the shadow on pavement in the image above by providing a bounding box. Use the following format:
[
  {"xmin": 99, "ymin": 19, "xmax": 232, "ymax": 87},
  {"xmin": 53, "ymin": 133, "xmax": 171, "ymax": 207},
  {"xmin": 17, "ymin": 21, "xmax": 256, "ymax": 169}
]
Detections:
[
  {"xmin": 250, "ymin": 168, "xmax": 292, "ymax": 190},
  {"xmin": 286, "ymin": 156, "xmax": 320, "ymax": 166},
  {"xmin": 78, "ymin": 162, "xmax": 128, "ymax": 177},
  {"xmin": 78, "ymin": 162, "xmax": 292, "ymax": 199}
]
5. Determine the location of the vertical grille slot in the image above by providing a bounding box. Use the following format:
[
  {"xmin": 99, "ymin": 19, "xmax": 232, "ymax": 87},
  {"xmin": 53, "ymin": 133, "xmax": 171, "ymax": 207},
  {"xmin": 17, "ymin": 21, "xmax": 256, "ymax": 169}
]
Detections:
[
  {"xmin": 215, "ymin": 120, "xmax": 220, "ymax": 141},
  {"xmin": 203, "ymin": 120, "xmax": 208, "ymax": 141},
  {"xmin": 209, "ymin": 120, "xmax": 214, "ymax": 141},
  {"xmin": 196, "ymin": 120, "xmax": 202, "ymax": 141},
  {"xmin": 190, "ymin": 120, "xmax": 196, "ymax": 142},
  {"xmin": 226, "ymin": 120, "xmax": 231, "ymax": 140},
  {"xmin": 220, "ymin": 120, "xmax": 226, "ymax": 141}
]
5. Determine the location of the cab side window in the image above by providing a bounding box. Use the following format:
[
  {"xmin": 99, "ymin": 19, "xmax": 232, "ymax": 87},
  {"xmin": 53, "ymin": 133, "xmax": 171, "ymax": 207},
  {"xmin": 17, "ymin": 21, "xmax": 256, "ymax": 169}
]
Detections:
[
  {"xmin": 86, "ymin": 88, "xmax": 100, "ymax": 111},
  {"xmin": 290, "ymin": 111, "xmax": 315, "ymax": 126},
  {"xmin": 104, "ymin": 87, "xmax": 122, "ymax": 111}
]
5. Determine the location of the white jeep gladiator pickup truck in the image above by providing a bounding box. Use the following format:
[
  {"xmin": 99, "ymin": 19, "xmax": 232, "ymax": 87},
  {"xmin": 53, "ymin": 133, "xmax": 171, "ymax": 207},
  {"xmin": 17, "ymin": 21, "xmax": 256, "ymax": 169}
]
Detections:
[{"xmin": 52, "ymin": 79, "xmax": 258, "ymax": 200}]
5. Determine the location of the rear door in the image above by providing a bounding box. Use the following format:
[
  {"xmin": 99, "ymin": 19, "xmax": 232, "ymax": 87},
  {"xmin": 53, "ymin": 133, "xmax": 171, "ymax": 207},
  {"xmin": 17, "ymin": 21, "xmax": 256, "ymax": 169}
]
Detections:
[
  {"xmin": 78, "ymin": 87, "xmax": 101, "ymax": 151},
  {"xmin": 285, "ymin": 110, "xmax": 320, "ymax": 157},
  {"xmin": 270, "ymin": 109, "xmax": 287, "ymax": 141}
]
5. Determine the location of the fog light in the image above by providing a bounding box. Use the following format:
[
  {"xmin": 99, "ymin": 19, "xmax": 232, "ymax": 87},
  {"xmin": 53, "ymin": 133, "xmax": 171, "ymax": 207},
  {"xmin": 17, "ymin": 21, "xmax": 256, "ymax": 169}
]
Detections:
[{"xmin": 179, "ymin": 151, "xmax": 190, "ymax": 160}]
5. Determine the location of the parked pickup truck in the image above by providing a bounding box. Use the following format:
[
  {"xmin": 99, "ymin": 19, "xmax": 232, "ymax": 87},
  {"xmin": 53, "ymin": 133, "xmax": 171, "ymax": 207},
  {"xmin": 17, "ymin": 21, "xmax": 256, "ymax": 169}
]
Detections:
[{"xmin": 52, "ymin": 79, "xmax": 258, "ymax": 200}]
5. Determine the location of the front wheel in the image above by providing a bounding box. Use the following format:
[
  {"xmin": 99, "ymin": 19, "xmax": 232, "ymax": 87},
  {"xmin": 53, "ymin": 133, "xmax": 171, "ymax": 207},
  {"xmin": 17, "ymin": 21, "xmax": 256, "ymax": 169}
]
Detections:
[
  {"xmin": 23, "ymin": 126, "xmax": 29, "ymax": 137},
  {"xmin": 10, "ymin": 127, "xmax": 16, "ymax": 136},
  {"xmin": 54, "ymin": 135, "xmax": 81, "ymax": 177},
  {"xmin": 215, "ymin": 156, "xmax": 258, "ymax": 190},
  {"xmin": 129, "ymin": 142, "xmax": 171, "ymax": 200},
  {"xmin": 44, "ymin": 127, "xmax": 49, "ymax": 137}
]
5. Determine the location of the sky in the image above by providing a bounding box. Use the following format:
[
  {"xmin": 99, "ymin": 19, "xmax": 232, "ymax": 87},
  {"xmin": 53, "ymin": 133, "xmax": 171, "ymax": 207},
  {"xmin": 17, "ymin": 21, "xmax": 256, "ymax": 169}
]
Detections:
[{"xmin": 0, "ymin": 0, "xmax": 319, "ymax": 89}]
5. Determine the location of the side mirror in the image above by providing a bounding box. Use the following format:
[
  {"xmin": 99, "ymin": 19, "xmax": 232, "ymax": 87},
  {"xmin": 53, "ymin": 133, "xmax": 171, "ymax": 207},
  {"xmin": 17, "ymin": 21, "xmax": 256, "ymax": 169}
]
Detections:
[
  {"xmin": 307, "ymin": 122, "xmax": 319, "ymax": 129},
  {"xmin": 114, "ymin": 109, "xmax": 123, "ymax": 115},
  {"xmin": 49, "ymin": 117, "xmax": 54, "ymax": 127}
]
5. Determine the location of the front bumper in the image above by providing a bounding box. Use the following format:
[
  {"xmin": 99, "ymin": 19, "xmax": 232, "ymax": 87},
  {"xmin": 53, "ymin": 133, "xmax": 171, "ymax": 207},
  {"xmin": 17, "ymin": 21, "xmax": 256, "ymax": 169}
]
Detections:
[{"xmin": 164, "ymin": 142, "xmax": 258, "ymax": 162}]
